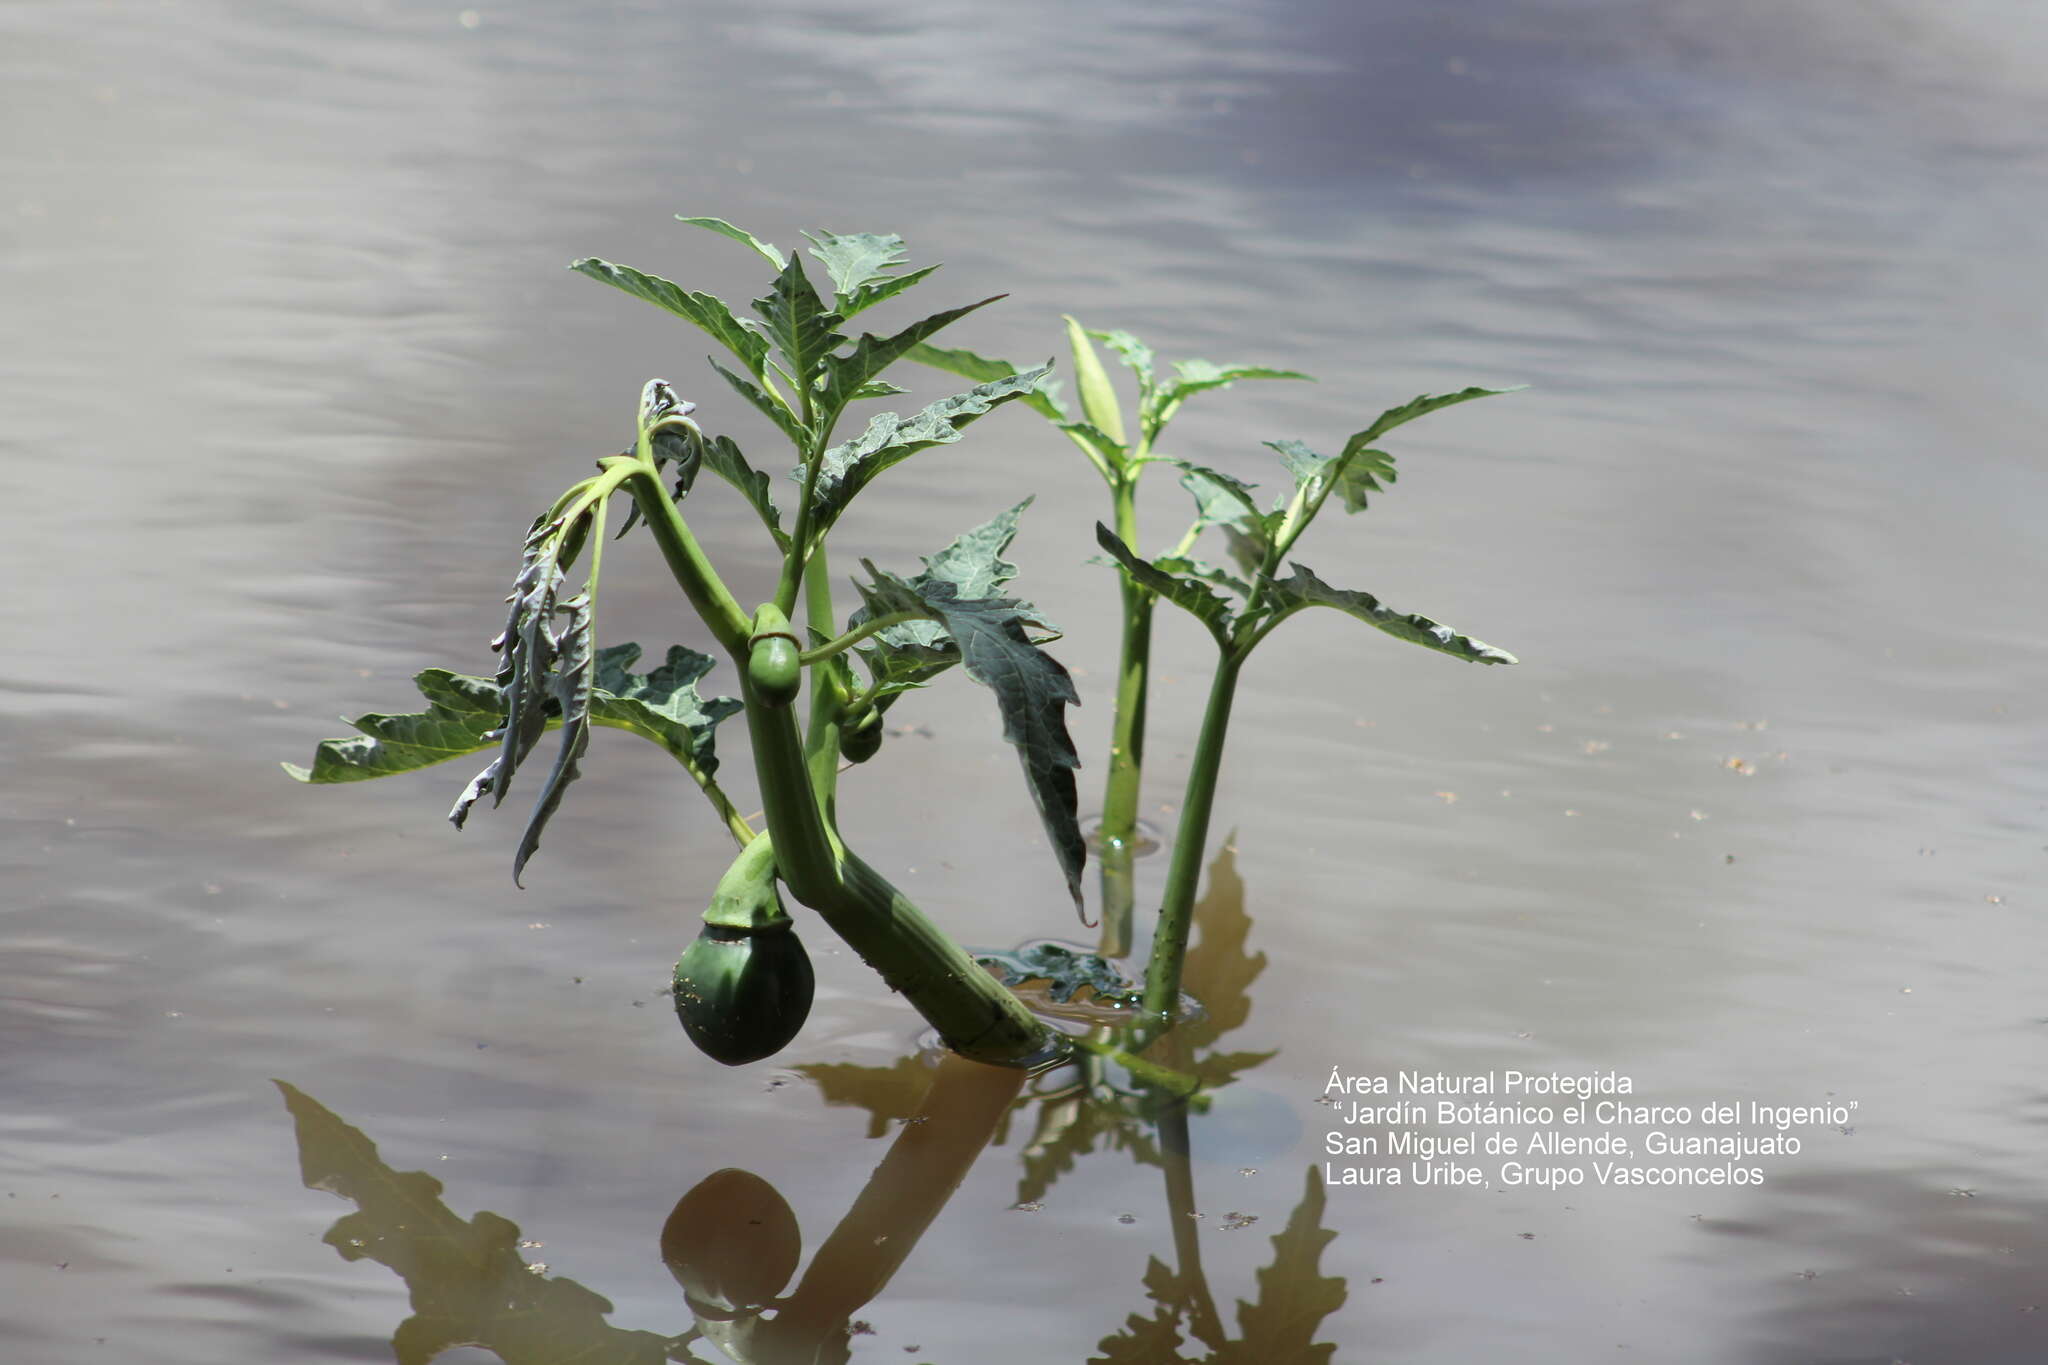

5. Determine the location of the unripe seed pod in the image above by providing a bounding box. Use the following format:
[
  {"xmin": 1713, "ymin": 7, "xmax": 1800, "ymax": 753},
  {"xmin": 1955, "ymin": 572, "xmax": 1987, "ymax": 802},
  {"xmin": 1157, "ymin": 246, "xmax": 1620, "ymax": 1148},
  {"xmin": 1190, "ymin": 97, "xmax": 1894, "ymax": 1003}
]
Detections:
[
  {"xmin": 746, "ymin": 604, "xmax": 802, "ymax": 708},
  {"xmin": 672, "ymin": 920, "xmax": 814, "ymax": 1066}
]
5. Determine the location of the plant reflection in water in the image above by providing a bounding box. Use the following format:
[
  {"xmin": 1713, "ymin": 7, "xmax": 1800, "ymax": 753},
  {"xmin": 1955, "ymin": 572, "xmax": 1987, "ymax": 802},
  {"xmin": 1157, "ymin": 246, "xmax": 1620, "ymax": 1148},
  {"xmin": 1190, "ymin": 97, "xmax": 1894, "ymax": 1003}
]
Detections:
[{"xmin": 278, "ymin": 847, "xmax": 1346, "ymax": 1362}]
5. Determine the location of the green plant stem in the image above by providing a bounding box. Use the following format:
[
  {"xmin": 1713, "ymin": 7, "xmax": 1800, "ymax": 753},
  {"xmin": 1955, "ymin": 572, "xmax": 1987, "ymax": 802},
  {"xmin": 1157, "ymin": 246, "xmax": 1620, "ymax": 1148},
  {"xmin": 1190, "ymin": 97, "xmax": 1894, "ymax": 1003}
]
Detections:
[
  {"xmin": 621, "ymin": 466, "xmax": 750, "ymax": 656},
  {"xmin": 796, "ymin": 610, "xmax": 924, "ymax": 665},
  {"xmin": 741, "ymin": 667, "xmax": 1057, "ymax": 1067},
  {"xmin": 801, "ymin": 549, "xmax": 844, "ymax": 817},
  {"xmin": 1140, "ymin": 648, "xmax": 1244, "ymax": 1021},
  {"xmin": 1097, "ymin": 475, "xmax": 1152, "ymax": 958}
]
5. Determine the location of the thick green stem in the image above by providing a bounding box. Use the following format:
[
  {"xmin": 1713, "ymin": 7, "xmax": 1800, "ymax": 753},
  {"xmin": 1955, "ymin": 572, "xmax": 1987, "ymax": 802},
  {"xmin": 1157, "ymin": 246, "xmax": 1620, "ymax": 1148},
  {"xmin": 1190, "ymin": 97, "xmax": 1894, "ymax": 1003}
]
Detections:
[
  {"xmin": 623, "ymin": 468, "xmax": 750, "ymax": 657},
  {"xmin": 801, "ymin": 550, "xmax": 844, "ymax": 818},
  {"xmin": 741, "ymin": 661, "xmax": 1057, "ymax": 1067},
  {"xmin": 1141, "ymin": 649, "xmax": 1244, "ymax": 1021},
  {"xmin": 1097, "ymin": 476, "xmax": 1152, "ymax": 958}
]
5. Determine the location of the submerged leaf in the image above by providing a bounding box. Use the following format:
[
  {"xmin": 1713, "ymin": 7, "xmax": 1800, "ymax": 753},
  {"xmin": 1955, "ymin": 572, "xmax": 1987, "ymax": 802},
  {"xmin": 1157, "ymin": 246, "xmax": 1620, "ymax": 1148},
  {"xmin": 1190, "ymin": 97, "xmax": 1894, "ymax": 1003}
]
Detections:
[
  {"xmin": 1262, "ymin": 564, "xmax": 1518, "ymax": 665},
  {"xmin": 808, "ymin": 366, "xmax": 1052, "ymax": 523},
  {"xmin": 855, "ymin": 562, "xmax": 1085, "ymax": 908},
  {"xmin": 974, "ymin": 942, "xmax": 1141, "ymax": 1007}
]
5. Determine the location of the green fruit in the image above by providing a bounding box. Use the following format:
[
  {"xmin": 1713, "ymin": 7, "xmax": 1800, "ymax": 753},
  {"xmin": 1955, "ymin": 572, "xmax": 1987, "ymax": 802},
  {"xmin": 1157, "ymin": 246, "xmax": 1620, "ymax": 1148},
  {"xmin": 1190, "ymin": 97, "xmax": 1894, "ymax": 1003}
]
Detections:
[
  {"xmin": 660, "ymin": 1167, "xmax": 801, "ymax": 1312},
  {"xmin": 672, "ymin": 921, "xmax": 814, "ymax": 1066},
  {"xmin": 746, "ymin": 603, "xmax": 802, "ymax": 707},
  {"xmin": 838, "ymin": 712, "xmax": 883, "ymax": 764}
]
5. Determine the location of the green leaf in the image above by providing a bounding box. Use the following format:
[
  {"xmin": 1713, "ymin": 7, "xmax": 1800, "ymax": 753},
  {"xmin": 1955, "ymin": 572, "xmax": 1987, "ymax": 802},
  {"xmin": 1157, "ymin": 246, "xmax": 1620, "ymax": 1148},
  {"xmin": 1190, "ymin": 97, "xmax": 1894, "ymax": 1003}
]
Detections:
[
  {"xmin": 817, "ymin": 295, "xmax": 1005, "ymax": 422},
  {"xmin": 1059, "ymin": 421, "xmax": 1128, "ymax": 473},
  {"xmin": 276, "ymin": 1082, "xmax": 674, "ymax": 1365},
  {"xmin": 1095, "ymin": 524, "xmax": 1235, "ymax": 643},
  {"xmin": 699, "ymin": 433, "xmax": 786, "ymax": 544},
  {"xmin": 1089, "ymin": 327, "xmax": 1156, "ymax": 396},
  {"xmin": 855, "ymin": 562, "xmax": 1085, "ymax": 908},
  {"xmin": 1214, "ymin": 1169, "xmax": 1347, "ymax": 1365},
  {"xmin": 1153, "ymin": 359, "xmax": 1313, "ymax": 432},
  {"xmin": 284, "ymin": 670, "xmax": 504, "ymax": 784},
  {"xmin": 846, "ymin": 378, "xmax": 908, "ymax": 400},
  {"xmin": 751, "ymin": 255, "xmax": 845, "ymax": 392},
  {"xmin": 1268, "ymin": 436, "xmax": 1397, "ymax": 516},
  {"xmin": 589, "ymin": 643, "xmax": 744, "ymax": 777},
  {"xmin": 1262, "ymin": 564, "xmax": 1518, "ymax": 664},
  {"xmin": 808, "ymin": 366, "xmax": 1052, "ymax": 523},
  {"xmin": 676, "ymin": 214, "xmax": 785, "ymax": 270},
  {"xmin": 801, "ymin": 230, "xmax": 941, "ymax": 317},
  {"xmin": 1065, "ymin": 315, "xmax": 1127, "ymax": 448},
  {"xmin": 568, "ymin": 258, "xmax": 769, "ymax": 377},
  {"xmin": 905, "ymin": 341, "xmax": 1068, "ymax": 421},
  {"xmin": 1178, "ymin": 463, "xmax": 1267, "ymax": 540},
  {"xmin": 1350, "ymin": 383, "xmax": 1518, "ymax": 446},
  {"xmin": 708, "ymin": 356, "xmax": 808, "ymax": 449}
]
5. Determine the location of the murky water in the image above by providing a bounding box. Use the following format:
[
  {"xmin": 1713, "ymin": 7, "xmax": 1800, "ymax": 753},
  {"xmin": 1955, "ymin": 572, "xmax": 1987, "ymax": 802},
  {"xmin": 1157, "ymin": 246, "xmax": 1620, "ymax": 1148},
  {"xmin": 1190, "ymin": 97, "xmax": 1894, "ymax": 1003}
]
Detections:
[{"xmin": 7, "ymin": 1, "xmax": 2048, "ymax": 1360}]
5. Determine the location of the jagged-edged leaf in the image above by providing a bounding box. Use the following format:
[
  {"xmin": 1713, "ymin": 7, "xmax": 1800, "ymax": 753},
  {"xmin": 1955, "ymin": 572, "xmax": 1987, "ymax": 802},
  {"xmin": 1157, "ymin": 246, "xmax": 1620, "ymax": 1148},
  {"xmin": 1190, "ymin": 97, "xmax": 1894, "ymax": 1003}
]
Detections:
[
  {"xmin": 1215, "ymin": 1169, "xmax": 1346, "ymax": 1365},
  {"xmin": 277, "ymin": 1082, "xmax": 676, "ymax": 1365},
  {"xmin": 615, "ymin": 379, "xmax": 701, "ymax": 539},
  {"xmin": 801, "ymin": 230, "xmax": 941, "ymax": 317},
  {"xmin": 1154, "ymin": 555, "xmax": 1252, "ymax": 601},
  {"xmin": 751, "ymin": 255, "xmax": 844, "ymax": 390},
  {"xmin": 1263, "ymin": 564, "xmax": 1518, "ymax": 664},
  {"xmin": 700, "ymin": 433, "xmax": 786, "ymax": 544},
  {"xmin": 1059, "ymin": 421, "xmax": 1128, "ymax": 474},
  {"xmin": 511, "ymin": 590, "xmax": 596, "ymax": 885},
  {"xmin": 1090, "ymin": 1258, "xmax": 1191, "ymax": 1365},
  {"xmin": 809, "ymin": 367, "xmax": 1052, "ymax": 523},
  {"xmin": 1153, "ymin": 359, "xmax": 1313, "ymax": 434},
  {"xmin": 904, "ymin": 341, "xmax": 1068, "ymax": 421},
  {"xmin": 589, "ymin": 643, "xmax": 743, "ymax": 777},
  {"xmin": 855, "ymin": 564, "xmax": 1085, "ymax": 907},
  {"xmin": 709, "ymin": 355, "xmax": 808, "ymax": 449},
  {"xmin": 817, "ymin": 295, "xmax": 1005, "ymax": 420},
  {"xmin": 1351, "ymin": 383, "xmax": 1517, "ymax": 446},
  {"xmin": 1089, "ymin": 327, "xmax": 1156, "ymax": 396},
  {"xmin": 974, "ymin": 941, "xmax": 1141, "ymax": 1007},
  {"xmin": 569, "ymin": 258, "xmax": 769, "ymax": 377},
  {"xmin": 1095, "ymin": 524, "xmax": 1235, "ymax": 643},
  {"xmin": 285, "ymin": 670, "xmax": 504, "ymax": 783},
  {"xmin": 676, "ymin": 214, "xmax": 784, "ymax": 270},
  {"xmin": 847, "ymin": 378, "xmax": 907, "ymax": 400},
  {"xmin": 1268, "ymin": 436, "xmax": 1397, "ymax": 516},
  {"xmin": 1178, "ymin": 463, "xmax": 1267, "ymax": 543},
  {"xmin": 1065, "ymin": 315, "xmax": 1127, "ymax": 448}
]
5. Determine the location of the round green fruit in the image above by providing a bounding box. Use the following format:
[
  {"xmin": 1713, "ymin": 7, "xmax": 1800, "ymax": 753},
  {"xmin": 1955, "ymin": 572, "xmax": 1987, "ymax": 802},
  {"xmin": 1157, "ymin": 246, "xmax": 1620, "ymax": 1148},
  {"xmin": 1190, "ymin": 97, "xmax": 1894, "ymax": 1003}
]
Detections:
[{"xmin": 672, "ymin": 921, "xmax": 814, "ymax": 1066}]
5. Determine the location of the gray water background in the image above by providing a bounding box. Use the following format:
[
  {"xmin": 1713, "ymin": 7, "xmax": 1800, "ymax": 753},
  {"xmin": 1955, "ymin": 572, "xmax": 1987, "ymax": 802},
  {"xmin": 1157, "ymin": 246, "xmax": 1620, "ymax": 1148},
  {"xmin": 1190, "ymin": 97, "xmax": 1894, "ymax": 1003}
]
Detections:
[{"xmin": 5, "ymin": 1, "xmax": 2048, "ymax": 1360}]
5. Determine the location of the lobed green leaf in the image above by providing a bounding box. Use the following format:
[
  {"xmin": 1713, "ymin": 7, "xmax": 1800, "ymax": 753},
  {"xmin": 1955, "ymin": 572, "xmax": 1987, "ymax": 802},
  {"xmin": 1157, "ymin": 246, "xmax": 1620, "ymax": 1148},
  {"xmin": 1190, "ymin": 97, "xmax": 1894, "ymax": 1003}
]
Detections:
[
  {"xmin": 676, "ymin": 214, "xmax": 784, "ymax": 270},
  {"xmin": 569, "ymin": 258, "xmax": 768, "ymax": 377},
  {"xmin": 1095, "ymin": 524, "xmax": 1236, "ymax": 644},
  {"xmin": 751, "ymin": 256, "xmax": 845, "ymax": 393},
  {"xmin": 904, "ymin": 341, "xmax": 1069, "ymax": 421},
  {"xmin": 801, "ymin": 230, "xmax": 941, "ymax": 317},
  {"xmin": 817, "ymin": 295, "xmax": 1006, "ymax": 424},
  {"xmin": 808, "ymin": 366, "xmax": 1052, "ymax": 524},
  {"xmin": 1262, "ymin": 564, "xmax": 1518, "ymax": 664}
]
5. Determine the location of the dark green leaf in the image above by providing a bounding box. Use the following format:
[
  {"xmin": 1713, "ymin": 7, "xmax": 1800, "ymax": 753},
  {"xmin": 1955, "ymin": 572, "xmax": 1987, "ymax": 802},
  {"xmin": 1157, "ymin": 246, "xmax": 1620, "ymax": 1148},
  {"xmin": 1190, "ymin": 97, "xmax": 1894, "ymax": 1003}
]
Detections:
[
  {"xmin": 855, "ymin": 563, "xmax": 1085, "ymax": 908},
  {"xmin": 276, "ymin": 1082, "xmax": 673, "ymax": 1365},
  {"xmin": 818, "ymin": 295, "xmax": 1005, "ymax": 421},
  {"xmin": 1095, "ymin": 524, "xmax": 1235, "ymax": 643},
  {"xmin": 904, "ymin": 341, "xmax": 1068, "ymax": 421},
  {"xmin": 800, "ymin": 230, "xmax": 941, "ymax": 317},
  {"xmin": 751, "ymin": 255, "xmax": 844, "ymax": 390},
  {"xmin": 569, "ymin": 258, "xmax": 769, "ymax": 377},
  {"xmin": 709, "ymin": 356, "xmax": 808, "ymax": 449},
  {"xmin": 1263, "ymin": 564, "xmax": 1518, "ymax": 664},
  {"xmin": 284, "ymin": 670, "xmax": 503, "ymax": 784},
  {"xmin": 699, "ymin": 434, "xmax": 785, "ymax": 544},
  {"xmin": 1215, "ymin": 1169, "xmax": 1346, "ymax": 1365},
  {"xmin": 675, "ymin": 214, "xmax": 784, "ymax": 270},
  {"xmin": 809, "ymin": 367, "xmax": 1051, "ymax": 523},
  {"xmin": 1350, "ymin": 384, "xmax": 1517, "ymax": 446},
  {"xmin": 589, "ymin": 643, "xmax": 744, "ymax": 777},
  {"xmin": 846, "ymin": 378, "xmax": 908, "ymax": 400}
]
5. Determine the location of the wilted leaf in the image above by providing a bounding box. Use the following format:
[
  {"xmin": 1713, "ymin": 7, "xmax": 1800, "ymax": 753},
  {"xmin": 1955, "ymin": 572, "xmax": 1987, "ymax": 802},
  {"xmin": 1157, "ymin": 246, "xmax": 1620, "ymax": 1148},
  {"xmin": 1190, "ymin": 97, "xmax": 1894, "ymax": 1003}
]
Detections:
[
  {"xmin": 1262, "ymin": 564, "xmax": 1518, "ymax": 665},
  {"xmin": 512, "ymin": 589, "xmax": 596, "ymax": 885},
  {"xmin": 855, "ymin": 563, "xmax": 1085, "ymax": 908},
  {"xmin": 275, "ymin": 1082, "xmax": 675, "ymax": 1365}
]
